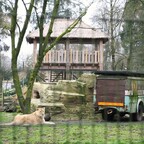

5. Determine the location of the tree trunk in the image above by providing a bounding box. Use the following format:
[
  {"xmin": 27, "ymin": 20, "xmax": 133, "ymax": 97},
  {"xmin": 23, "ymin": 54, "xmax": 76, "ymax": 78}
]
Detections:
[
  {"xmin": 24, "ymin": 57, "xmax": 44, "ymax": 113},
  {"xmin": 12, "ymin": 55, "xmax": 25, "ymax": 112},
  {"xmin": 127, "ymin": 22, "xmax": 133, "ymax": 70},
  {"xmin": 0, "ymin": 77, "xmax": 2, "ymax": 96},
  {"xmin": 110, "ymin": 0, "xmax": 116, "ymax": 70},
  {"xmin": 0, "ymin": 52, "xmax": 3, "ymax": 106},
  {"xmin": 127, "ymin": 44, "xmax": 133, "ymax": 70}
]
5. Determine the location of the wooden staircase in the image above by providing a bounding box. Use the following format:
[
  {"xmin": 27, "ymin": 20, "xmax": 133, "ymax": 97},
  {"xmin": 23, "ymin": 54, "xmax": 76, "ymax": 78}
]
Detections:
[
  {"xmin": 3, "ymin": 97, "xmax": 13, "ymax": 106},
  {"xmin": 0, "ymin": 95, "xmax": 14, "ymax": 111},
  {"xmin": 50, "ymin": 71, "xmax": 66, "ymax": 82}
]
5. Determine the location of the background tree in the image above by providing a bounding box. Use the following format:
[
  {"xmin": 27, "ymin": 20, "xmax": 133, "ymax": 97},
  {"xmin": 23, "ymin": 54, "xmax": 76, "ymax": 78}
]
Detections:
[
  {"xmin": 0, "ymin": 1, "xmax": 11, "ymax": 36},
  {"xmin": 1, "ymin": 55, "xmax": 12, "ymax": 80},
  {"xmin": 30, "ymin": 0, "xmax": 85, "ymax": 29},
  {"xmin": 0, "ymin": 43, "xmax": 10, "ymax": 103},
  {"xmin": 9, "ymin": 0, "xmax": 89, "ymax": 114},
  {"xmin": 92, "ymin": 0, "xmax": 126, "ymax": 70},
  {"xmin": 0, "ymin": 1, "xmax": 11, "ymax": 103},
  {"xmin": 121, "ymin": 0, "xmax": 144, "ymax": 71}
]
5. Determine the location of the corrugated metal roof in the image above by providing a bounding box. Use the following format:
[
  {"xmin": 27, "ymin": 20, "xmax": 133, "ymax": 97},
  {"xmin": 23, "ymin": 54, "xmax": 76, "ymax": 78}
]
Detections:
[{"xmin": 26, "ymin": 18, "xmax": 109, "ymax": 43}]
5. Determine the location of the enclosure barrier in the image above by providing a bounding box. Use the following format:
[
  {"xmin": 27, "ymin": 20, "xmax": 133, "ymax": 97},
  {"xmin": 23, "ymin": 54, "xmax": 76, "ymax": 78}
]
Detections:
[
  {"xmin": 0, "ymin": 71, "xmax": 144, "ymax": 144},
  {"xmin": 0, "ymin": 103, "xmax": 144, "ymax": 143}
]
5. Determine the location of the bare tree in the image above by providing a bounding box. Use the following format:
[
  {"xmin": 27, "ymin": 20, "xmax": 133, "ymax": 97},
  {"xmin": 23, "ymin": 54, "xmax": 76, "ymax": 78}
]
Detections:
[
  {"xmin": 0, "ymin": 0, "xmax": 11, "ymax": 101},
  {"xmin": 92, "ymin": 0, "xmax": 126, "ymax": 70},
  {"xmin": 10, "ymin": 0, "xmax": 90, "ymax": 113},
  {"xmin": 0, "ymin": 43, "xmax": 10, "ymax": 105}
]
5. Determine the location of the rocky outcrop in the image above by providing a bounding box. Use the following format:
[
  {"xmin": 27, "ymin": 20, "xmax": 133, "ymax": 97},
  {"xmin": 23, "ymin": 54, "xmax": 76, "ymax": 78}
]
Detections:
[
  {"xmin": 78, "ymin": 73, "xmax": 96, "ymax": 88},
  {"xmin": 78, "ymin": 73, "xmax": 97, "ymax": 102},
  {"xmin": 33, "ymin": 80, "xmax": 86, "ymax": 104},
  {"xmin": 32, "ymin": 80, "xmax": 86, "ymax": 114},
  {"xmin": 31, "ymin": 74, "xmax": 97, "ymax": 115}
]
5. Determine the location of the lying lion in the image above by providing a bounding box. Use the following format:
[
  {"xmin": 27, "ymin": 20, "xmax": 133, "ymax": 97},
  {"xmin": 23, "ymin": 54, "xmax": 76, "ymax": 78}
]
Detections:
[{"xmin": 1, "ymin": 107, "xmax": 55, "ymax": 125}]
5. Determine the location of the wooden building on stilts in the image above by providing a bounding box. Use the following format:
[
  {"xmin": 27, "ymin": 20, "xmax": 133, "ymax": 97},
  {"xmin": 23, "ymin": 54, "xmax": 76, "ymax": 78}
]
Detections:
[{"xmin": 26, "ymin": 18, "xmax": 109, "ymax": 82}]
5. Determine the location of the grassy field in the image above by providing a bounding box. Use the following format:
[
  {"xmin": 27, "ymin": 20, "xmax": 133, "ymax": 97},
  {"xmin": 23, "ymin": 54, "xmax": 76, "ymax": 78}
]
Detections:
[{"xmin": 0, "ymin": 112, "xmax": 144, "ymax": 144}]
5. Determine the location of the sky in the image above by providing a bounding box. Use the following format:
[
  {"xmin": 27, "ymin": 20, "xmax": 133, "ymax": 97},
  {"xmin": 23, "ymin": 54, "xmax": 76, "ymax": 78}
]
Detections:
[{"xmin": 3, "ymin": 0, "xmax": 101, "ymax": 59}]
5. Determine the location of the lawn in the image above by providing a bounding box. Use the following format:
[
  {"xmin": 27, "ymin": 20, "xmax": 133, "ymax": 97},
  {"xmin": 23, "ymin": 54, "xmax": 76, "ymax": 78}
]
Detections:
[{"xmin": 0, "ymin": 112, "xmax": 144, "ymax": 144}]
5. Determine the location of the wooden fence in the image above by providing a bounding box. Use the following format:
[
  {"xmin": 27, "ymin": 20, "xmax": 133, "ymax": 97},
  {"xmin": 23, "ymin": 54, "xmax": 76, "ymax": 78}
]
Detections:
[{"xmin": 43, "ymin": 49, "xmax": 99, "ymax": 64}]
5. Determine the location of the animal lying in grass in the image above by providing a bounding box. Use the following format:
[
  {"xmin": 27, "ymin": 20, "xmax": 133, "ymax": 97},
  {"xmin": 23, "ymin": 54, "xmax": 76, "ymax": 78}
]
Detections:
[{"xmin": 1, "ymin": 107, "xmax": 55, "ymax": 125}]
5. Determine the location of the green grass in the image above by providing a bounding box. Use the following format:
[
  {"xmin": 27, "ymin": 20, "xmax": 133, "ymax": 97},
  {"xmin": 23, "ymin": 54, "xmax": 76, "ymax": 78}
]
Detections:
[{"xmin": 0, "ymin": 112, "xmax": 144, "ymax": 144}]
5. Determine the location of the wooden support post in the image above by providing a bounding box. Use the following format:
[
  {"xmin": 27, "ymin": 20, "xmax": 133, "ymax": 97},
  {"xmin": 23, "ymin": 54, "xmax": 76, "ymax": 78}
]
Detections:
[
  {"xmin": 49, "ymin": 51, "xmax": 51, "ymax": 63},
  {"xmin": 65, "ymin": 39, "xmax": 71, "ymax": 80},
  {"xmin": 99, "ymin": 40, "xmax": 104, "ymax": 70},
  {"xmin": 70, "ymin": 49, "xmax": 72, "ymax": 63},
  {"xmin": 86, "ymin": 48, "xmax": 88, "ymax": 63},
  {"xmin": 45, "ymin": 52, "xmax": 49, "ymax": 63},
  {"xmin": 76, "ymin": 50, "xmax": 78, "ymax": 63}
]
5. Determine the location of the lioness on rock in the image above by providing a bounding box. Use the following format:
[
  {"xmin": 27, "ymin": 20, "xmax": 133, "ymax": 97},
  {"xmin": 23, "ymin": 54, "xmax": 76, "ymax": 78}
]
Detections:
[{"xmin": 11, "ymin": 107, "xmax": 55, "ymax": 125}]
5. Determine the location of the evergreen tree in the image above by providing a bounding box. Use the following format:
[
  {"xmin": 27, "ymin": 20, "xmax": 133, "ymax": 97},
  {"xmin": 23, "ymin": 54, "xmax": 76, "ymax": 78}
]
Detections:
[{"xmin": 121, "ymin": 0, "xmax": 144, "ymax": 71}]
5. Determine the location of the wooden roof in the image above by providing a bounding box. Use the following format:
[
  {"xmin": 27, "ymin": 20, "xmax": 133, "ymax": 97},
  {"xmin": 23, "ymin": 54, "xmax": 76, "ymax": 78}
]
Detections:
[{"xmin": 26, "ymin": 18, "xmax": 109, "ymax": 44}]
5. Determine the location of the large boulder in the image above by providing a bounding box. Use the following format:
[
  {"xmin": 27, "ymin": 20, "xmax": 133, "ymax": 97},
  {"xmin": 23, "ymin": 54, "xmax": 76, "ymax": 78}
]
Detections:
[
  {"xmin": 78, "ymin": 73, "xmax": 97, "ymax": 102},
  {"xmin": 56, "ymin": 80, "xmax": 86, "ymax": 94},
  {"xmin": 33, "ymin": 80, "xmax": 86, "ymax": 104},
  {"xmin": 32, "ymin": 80, "xmax": 86, "ymax": 114},
  {"xmin": 78, "ymin": 73, "xmax": 96, "ymax": 88}
]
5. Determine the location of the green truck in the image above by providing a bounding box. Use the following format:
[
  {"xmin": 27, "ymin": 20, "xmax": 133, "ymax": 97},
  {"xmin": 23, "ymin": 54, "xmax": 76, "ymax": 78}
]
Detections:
[{"xmin": 94, "ymin": 71, "xmax": 144, "ymax": 121}]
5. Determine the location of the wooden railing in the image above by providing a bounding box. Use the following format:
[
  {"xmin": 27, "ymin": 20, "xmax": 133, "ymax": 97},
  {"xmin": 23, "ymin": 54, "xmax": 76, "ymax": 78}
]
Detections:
[{"xmin": 43, "ymin": 49, "xmax": 100, "ymax": 64}]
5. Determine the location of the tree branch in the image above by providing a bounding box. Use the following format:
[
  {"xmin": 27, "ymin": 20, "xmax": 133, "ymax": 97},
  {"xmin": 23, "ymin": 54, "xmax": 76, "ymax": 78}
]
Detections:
[
  {"xmin": 42, "ymin": 0, "xmax": 60, "ymax": 50},
  {"xmin": 33, "ymin": 6, "xmax": 40, "ymax": 27},
  {"xmin": 44, "ymin": 9, "xmax": 87, "ymax": 55},
  {"xmin": 11, "ymin": 0, "xmax": 35, "ymax": 113},
  {"xmin": 11, "ymin": 0, "xmax": 18, "ymax": 52},
  {"xmin": 21, "ymin": 0, "xmax": 28, "ymax": 11},
  {"xmin": 16, "ymin": 20, "xmax": 21, "ymax": 34},
  {"xmin": 15, "ymin": 0, "xmax": 35, "ymax": 58},
  {"xmin": 38, "ymin": 0, "xmax": 48, "ymax": 57},
  {"xmin": 42, "ymin": 1, "xmax": 92, "ymax": 55}
]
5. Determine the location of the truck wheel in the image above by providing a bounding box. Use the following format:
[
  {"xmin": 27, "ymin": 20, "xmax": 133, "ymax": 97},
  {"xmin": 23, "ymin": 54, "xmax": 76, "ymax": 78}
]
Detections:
[
  {"xmin": 132, "ymin": 104, "xmax": 143, "ymax": 121},
  {"xmin": 102, "ymin": 111, "xmax": 114, "ymax": 121}
]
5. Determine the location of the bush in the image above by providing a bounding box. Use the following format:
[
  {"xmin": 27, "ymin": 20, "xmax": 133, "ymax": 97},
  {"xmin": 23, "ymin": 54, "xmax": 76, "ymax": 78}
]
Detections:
[{"xmin": 3, "ymin": 88, "xmax": 16, "ymax": 96}]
